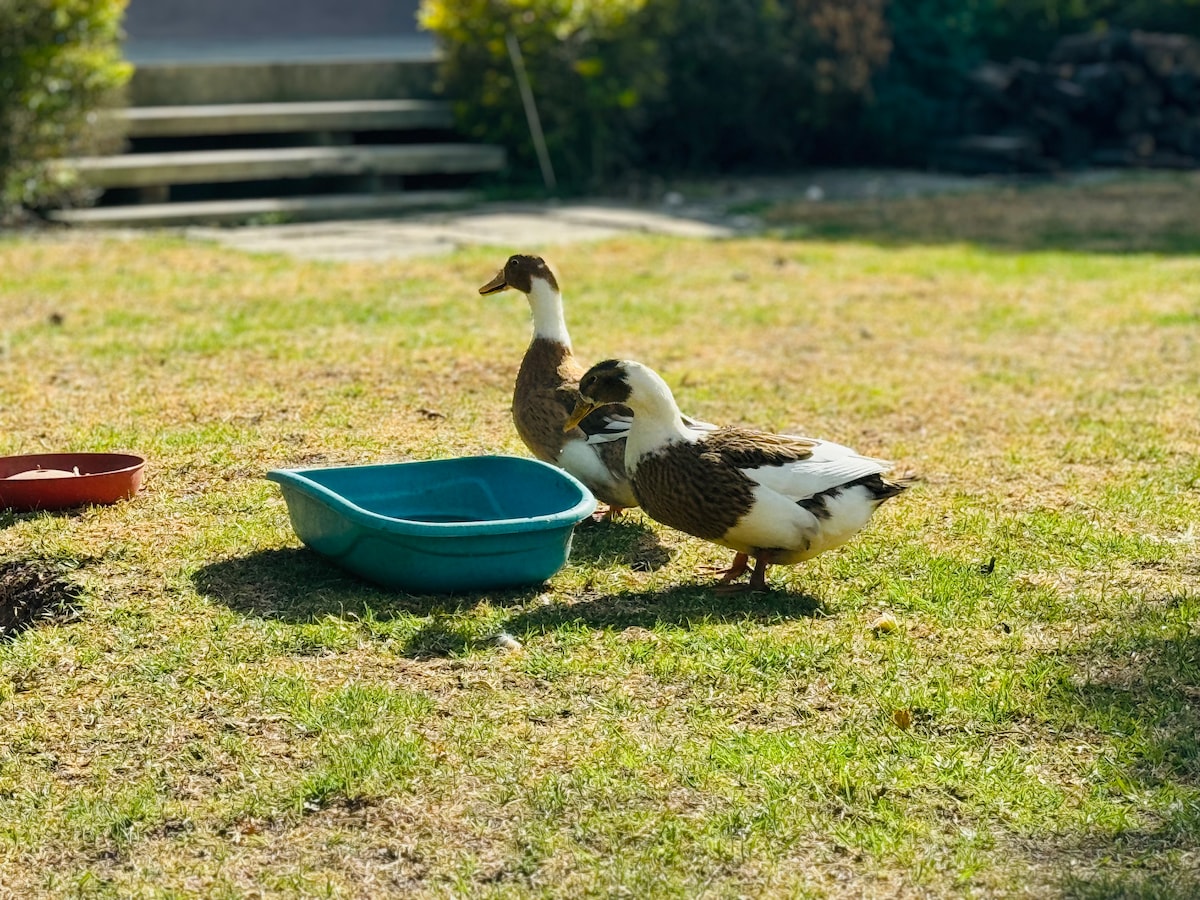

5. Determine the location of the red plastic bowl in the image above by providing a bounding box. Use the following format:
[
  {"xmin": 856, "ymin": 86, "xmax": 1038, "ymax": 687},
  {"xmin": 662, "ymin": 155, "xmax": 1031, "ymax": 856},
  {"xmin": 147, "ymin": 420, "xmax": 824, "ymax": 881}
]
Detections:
[{"xmin": 0, "ymin": 453, "xmax": 145, "ymax": 512}]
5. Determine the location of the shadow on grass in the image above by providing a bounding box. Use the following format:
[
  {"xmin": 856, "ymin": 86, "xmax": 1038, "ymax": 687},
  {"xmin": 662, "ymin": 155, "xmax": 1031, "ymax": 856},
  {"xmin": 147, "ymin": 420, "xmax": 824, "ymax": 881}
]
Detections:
[
  {"xmin": 0, "ymin": 507, "xmax": 91, "ymax": 530},
  {"xmin": 194, "ymin": 547, "xmax": 822, "ymax": 656},
  {"xmin": 765, "ymin": 178, "xmax": 1200, "ymax": 256},
  {"xmin": 0, "ymin": 558, "xmax": 84, "ymax": 639},
  {"xmin": 192, "ymin": 547, "xmax": 543, "ymax": 623},
  {"xmin": 501, "ymin": 582, "xmax": 824, "ymax": 635},
  {"xmin": 1036, "ymin": 619, "xmax": 1200, "ymax": 894},
  {"xmin": 1059, "ymin": 631, "xmax": 1200, "ymax": 787},
  {"xmin": 400, "ymin": 584, "xmax": 824, "ymax": 659},
  {"xmin": 568, "ymin": 518, "xmax": 673, "ymax": 573},
  {"xmin": 1058, "ymin": 845, "xmax": 1200, "ymax": 900}
]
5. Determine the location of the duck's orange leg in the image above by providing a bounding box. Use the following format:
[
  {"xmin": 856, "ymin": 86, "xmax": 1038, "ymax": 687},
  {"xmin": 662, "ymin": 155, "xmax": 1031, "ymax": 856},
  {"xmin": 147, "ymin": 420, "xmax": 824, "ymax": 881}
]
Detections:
[
  {"xmin": 708, "ymin": 552, "xmax": 750, "ymax": 590},
  {"xmin": 714, "ymin": 555, "xmax": 772, "ymax": 593},
  {"xmin": 747, "ymin": 556, "xmax": 771, "ymax": 592}
]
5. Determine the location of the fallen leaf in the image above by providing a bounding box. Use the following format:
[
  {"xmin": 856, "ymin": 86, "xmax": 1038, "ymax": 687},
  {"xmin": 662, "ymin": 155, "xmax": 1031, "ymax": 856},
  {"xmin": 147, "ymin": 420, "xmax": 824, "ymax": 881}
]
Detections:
[{"xmin": 870, "ymin": 612, "xmax": 899, "ymax": 634}]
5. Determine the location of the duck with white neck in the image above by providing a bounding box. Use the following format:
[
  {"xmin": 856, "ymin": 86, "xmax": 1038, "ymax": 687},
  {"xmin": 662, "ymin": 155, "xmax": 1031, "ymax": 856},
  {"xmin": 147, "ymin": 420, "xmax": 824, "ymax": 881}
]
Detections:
[{"xmin": 479, "ymin": 255, "xmax": 712, "ymax": 521}]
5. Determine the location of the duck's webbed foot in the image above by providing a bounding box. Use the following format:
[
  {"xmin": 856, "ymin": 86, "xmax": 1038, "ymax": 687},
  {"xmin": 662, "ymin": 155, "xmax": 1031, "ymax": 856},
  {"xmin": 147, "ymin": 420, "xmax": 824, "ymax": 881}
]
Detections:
[
  {"xmin": 713, "ymin": 556, "xmax": 772, "ymax": 593},
  {"xmin": 707, "ymin": 552, "xmax": 750, "ymax": 591},
  {"xmin": 591, "ymin": 504, "xmax": 625, "ymax": 523}
]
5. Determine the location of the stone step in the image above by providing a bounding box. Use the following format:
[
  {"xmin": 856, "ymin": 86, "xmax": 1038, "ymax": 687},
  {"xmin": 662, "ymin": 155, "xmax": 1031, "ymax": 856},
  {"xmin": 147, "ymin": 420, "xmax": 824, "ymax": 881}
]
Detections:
[
  {"xmin": 47, "ymin": 190, "xmax": 479, "ymax": 227},
  {"xmin": 120, "ymin": 99, "xmax": 454, "ymax": 138},
  {"xmin": 59, "ymin": 143, "xmax": 506, "ymax": 189}
]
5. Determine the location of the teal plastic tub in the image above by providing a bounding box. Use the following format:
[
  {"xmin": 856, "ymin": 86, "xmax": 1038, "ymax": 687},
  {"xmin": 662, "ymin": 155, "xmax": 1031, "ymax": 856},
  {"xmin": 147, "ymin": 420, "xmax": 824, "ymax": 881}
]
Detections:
[{"xmin": 267, "ymin": 455, "xmax": 597, "ymax": 593}]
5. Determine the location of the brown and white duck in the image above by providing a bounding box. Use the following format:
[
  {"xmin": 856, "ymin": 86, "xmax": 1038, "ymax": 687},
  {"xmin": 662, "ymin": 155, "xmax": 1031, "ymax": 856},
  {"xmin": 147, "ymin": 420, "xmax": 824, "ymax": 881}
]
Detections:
[
  {"xmin": 564, "ymin": 359, "xmax": 908, "ymax": 591},
  {"xmin": 479, "ymin": 255, "xmax": 710, "ymax": 518}
]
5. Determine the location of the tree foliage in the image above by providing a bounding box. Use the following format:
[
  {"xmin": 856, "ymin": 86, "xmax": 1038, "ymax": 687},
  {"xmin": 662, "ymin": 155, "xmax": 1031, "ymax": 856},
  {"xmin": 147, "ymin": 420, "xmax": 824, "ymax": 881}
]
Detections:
[{"xmin": 0, "ymin": 0, "xmax": 131, "ymax": 216}]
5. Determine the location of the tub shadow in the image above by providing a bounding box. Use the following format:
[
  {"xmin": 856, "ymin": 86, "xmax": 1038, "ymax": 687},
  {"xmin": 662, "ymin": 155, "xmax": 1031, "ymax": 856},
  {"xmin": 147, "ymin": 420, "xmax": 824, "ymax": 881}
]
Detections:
[
  {"xmin": 0, "ymin": 507, "xmax": 92, "ymax": 530},
  {"xmin": 192, "ymin": 548, "xmax": 543, "ymax": 622}
]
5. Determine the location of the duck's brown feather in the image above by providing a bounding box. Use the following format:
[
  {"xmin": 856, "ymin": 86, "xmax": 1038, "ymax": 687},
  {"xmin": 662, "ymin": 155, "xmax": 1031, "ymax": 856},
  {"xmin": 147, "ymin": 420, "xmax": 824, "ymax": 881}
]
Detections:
[
  {"xmin": 630, "ymin": 428, "xmax": 819, "ymax": 541},
  {"xmin": 695, "ymin": 429, "xmax": 817, "ymax": 468},
  {"xmin": 512, "ymin": 337, "xmax": 632, "ymax": 459}
]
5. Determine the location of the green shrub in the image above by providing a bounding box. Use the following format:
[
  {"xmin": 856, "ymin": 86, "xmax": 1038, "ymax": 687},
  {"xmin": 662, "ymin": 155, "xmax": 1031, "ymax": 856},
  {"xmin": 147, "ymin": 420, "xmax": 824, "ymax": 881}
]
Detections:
[
  {"xmin": 639, "ymin": 0, "xmax": 890, "ymax": 172},
  {"xmin": 420, "ymin": 0, "xmax": 890, "ymax": 187},
  {"xmin": 424, "ymin": 0, "xmax": 1200, "ymax": 179},
  {"xmin": 420, "ymin": 0, "xmax": 664, "ymax": 189},
  {"xmin": 0, "ymin": 0, "xmax": 131, "ymax": 217},
  {"xmin": 852, "ymin": 0, "xmax": 995, "ymax": 164}
]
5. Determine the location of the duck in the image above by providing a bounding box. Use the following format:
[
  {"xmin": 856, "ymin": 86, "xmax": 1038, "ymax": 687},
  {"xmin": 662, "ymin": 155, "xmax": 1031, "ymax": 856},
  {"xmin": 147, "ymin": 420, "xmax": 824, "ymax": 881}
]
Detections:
[
  {"xmin": 563, "ymin": 359, "xmax": 908, "ymax": 591},
  {"xmin": 479, "ymin": 255, "xmax": 712, "ymax": 520}
]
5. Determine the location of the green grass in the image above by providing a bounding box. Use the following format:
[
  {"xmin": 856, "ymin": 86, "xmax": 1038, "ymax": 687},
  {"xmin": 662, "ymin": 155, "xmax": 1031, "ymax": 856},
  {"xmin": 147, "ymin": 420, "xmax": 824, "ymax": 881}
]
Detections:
[{"xmin": 2, "ymin": 178, "xmax": 1200, "ymax": 897}]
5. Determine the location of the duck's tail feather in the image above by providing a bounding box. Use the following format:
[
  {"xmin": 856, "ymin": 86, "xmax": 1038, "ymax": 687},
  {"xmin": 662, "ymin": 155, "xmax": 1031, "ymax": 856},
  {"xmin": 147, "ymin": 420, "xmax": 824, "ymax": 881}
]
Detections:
[{"xmin": 860, "ymin": 472, "xmax": 916, "ymax": 503}]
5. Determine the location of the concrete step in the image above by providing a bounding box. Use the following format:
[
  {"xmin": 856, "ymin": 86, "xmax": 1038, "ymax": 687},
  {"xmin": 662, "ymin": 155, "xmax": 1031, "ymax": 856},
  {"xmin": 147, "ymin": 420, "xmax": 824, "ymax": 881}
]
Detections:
[
  {"xmin": 47, "ymin": 190, "xmax": 479, "ymax": 227},
  {"xmin": 60, "ymin": 143, "xmax": 506, "ymax": 189},
  {"xmin": 121, "ymin": 99, "xmax": 454, "ymax": 138},
  {"xmin": 129, "ymin": 53, "xmax": 439, "ymax": 106},
  {"xmin": 54, "ymin": 37, "xmax": 494, "ymax": 228}
]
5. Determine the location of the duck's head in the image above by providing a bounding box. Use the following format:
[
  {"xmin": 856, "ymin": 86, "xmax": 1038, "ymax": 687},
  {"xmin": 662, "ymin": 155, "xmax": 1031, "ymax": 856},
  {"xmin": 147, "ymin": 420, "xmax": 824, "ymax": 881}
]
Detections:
[
  {"xmin": 479, "ymin": 254, "xmax": 559, "ymax": 296},
  {"xmin": 563, "ymin": 359, "xmax": 677, "ymax": 431}
]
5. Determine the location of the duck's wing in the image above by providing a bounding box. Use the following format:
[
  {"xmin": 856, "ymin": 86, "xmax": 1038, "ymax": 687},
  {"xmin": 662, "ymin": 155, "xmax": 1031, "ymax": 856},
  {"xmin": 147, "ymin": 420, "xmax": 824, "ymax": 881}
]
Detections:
[
  {"xmin": 681, "ymin": 412, "xmax": 719, "ymax": 433},
  {"xmin": 579, "ymin": 410, "xmax": 632, "ymax": 444},
  {"xmin": 702, "ymin": 428, "xmax": 890, "ymax": 501},
  {"xmin": 589, "ymin": 408, "xmax": 715, "ymax": 443},
  {"xmin": 557, "ymin": 387, "xmax": 633, "ymax": 445}
]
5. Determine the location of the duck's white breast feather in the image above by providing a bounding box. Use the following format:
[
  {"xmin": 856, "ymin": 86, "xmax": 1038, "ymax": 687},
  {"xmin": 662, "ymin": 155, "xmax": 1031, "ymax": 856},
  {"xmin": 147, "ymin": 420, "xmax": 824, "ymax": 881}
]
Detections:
[
  {"xmin": 558, "ymin": 439, "xmax": 636, "ymax": 507},
  {"xmin": 727, "ymin": 481, "xmax": 887, "ymax": 561}
]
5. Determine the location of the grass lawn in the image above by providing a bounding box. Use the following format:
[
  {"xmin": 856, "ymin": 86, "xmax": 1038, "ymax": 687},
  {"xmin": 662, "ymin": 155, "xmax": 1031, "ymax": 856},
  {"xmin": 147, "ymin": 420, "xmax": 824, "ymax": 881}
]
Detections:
[{"xmin": 1, "ymin": 176, "xmax": 1198, "ymax": 898}]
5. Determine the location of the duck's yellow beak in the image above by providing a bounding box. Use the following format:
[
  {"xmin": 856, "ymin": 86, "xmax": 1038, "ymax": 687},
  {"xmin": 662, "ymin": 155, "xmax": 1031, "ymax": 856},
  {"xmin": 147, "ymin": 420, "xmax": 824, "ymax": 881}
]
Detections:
[
  {"xmin": 563, "ymin": 399, "xmax": 597, "ymax": 432},
  {"xmin": 478, "ymin": 270, "xmax": 508, "ymax": 295}
]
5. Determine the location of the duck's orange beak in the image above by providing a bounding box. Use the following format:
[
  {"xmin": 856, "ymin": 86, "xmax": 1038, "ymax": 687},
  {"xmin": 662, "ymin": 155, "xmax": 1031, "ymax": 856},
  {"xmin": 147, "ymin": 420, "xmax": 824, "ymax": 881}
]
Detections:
[
  {"xmin": 563, "ymin": 399, "xmax": 597, "ymax": 432},
  {"xmin": 478, "ymin": 270, "xmax": 508, "ymax": 295}
]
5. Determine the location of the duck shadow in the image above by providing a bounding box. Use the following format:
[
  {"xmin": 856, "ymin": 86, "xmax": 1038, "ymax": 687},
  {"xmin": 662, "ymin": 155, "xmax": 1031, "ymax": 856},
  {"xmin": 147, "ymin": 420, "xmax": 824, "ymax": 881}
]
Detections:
[
  {"xmin": 501, "ymin": 582, "xmax": 825, "ymax": 635},
  {"xmin": 399, "ymin": 583, "xmax": 825, "ymax": 659},
  {"xmin": 192, "ymin": 548, "xmax": 543, "ymax": 623},
  {"xmin": 568, "ymin": 517, "xmax": 674, "ymax": 572}
]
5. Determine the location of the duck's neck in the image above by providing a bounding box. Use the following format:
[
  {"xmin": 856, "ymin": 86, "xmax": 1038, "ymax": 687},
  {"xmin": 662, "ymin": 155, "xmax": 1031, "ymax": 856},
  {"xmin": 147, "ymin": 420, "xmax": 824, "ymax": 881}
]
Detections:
[
  {"xmin": 625, "ymin": 385, "xmax": 697, "ymax": 468},
  {"xmin": 527, "ymin": 279, "xmax": 571, "ymax": 348}
]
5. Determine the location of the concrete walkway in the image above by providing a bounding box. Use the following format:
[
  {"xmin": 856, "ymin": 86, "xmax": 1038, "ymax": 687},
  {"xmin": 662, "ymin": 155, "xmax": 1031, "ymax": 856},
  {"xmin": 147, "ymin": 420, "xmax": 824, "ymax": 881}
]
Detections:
[
  {"xmin": 181, "ymin": 169, "xmax": 1090, "ymax": 262},
  {"xmin": 185, "ymin": 202, "xmax": 737, "ymax": 261}
]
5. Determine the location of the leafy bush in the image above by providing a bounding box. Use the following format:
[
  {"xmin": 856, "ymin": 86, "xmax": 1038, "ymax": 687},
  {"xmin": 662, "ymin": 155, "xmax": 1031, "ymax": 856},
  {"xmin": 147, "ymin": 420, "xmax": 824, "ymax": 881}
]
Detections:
[
  {"xmin": 638, "ymin": 0, "xmax": 890, "ymax": 172},
  {"xmin": 424, "ymin": 0, "xmax": 1200, "ymax": 178},
  {"xmin": 420, "ymin": 0, "xmax": 890, "ymax": 187},
  {"xmin": 0, "ymin": 0, "xmax": 131, "ymax": 217},
  {"xmin": 851, "ymin": 0, "xmax": 996, "ymax": 165},
  {"xmin": 420, "ymin": 0, "xmax": 664, "ymax": 189}
]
